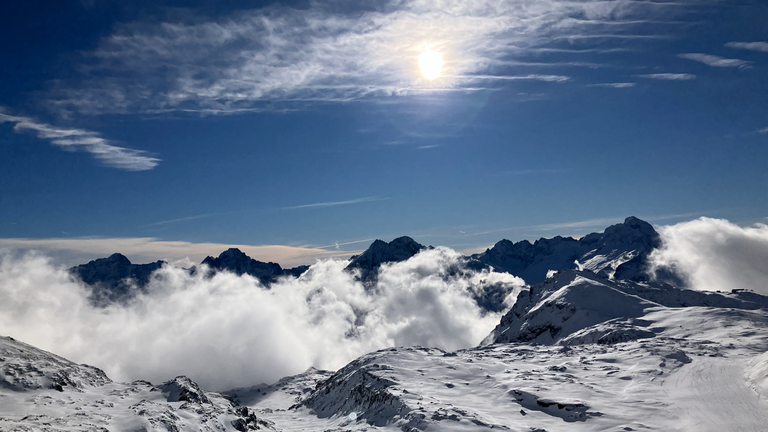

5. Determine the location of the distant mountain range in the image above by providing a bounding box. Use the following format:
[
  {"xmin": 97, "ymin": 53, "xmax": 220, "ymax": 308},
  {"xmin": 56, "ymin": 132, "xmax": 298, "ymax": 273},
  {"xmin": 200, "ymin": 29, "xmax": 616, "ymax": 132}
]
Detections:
[{"xmin": 70, "ymin": 216, "xmax": 673, "ymax": 306}]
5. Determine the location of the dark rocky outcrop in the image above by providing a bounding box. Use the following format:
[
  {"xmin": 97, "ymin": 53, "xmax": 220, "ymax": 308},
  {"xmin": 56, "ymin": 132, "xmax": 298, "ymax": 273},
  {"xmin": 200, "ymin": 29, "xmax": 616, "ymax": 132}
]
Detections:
[
  {"xmin": 200, "ymin": 248, "xmax": 309, "ymax": 286},
  {"xmin": 69, "ymin": 253, "xmax": 165, "ymax": 306},
  {"xmin": 345, "ymin": 236, "xmax": 427, "ymax": 282}
]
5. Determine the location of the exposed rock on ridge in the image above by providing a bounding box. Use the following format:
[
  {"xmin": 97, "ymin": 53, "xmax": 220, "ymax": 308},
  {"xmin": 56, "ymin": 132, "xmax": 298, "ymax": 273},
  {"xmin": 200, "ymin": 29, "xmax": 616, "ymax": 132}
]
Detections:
[
  {"xmin": 345, "ymin": 236, "xmax": 427, "ymax": 282},
  {"xmin": 201, "ymin": 248, "xmax": 309, "ymax": 286},
  {"xmin": 69, "ymin": 253, "xmax": 165, "ymax": 305},
  {"xmin": 470, "ymin": 216, "xmax": 663, "ymax": 284},
  {"xmin": 483, "ymin": 269, "xmax": 768, "ymax": 346}
]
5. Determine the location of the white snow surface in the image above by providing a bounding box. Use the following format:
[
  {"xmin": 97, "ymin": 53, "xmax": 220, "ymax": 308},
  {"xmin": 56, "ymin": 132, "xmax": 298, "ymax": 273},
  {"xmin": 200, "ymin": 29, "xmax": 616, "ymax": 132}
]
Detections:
[
  {"xmin": 0, "ymin": 336, "xmax": 272, "ymax": 431},
  {"xmin": 226, "ymin": 302, "xmax": 768, "ymax": 431}
]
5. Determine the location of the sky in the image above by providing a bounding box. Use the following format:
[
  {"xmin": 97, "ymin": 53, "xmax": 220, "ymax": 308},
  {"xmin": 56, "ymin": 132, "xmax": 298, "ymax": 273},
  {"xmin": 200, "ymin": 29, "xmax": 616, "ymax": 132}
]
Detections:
[{"xmin": 2, "ymin": 0, "xmax": 768, "ymax": 266}]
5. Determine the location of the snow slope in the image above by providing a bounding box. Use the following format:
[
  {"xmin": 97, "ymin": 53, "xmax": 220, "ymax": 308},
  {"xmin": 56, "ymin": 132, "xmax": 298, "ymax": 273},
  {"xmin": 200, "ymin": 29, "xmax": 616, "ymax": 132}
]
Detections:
[
  {"xmin": 218, "ymin": 270, "xmax": 768, "ymax": 432},
  {"xmin": 228, "ymin": 304, "xmax": 768, "ymax": 431},
  {"xmin": 0, "ymin": 336, "xmax": 272, "ymax": 431}
]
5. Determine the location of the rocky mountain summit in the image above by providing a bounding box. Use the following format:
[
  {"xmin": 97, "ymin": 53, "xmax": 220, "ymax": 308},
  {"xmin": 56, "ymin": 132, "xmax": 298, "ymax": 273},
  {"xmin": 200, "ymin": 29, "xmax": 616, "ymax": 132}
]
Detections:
[
  {"xmin": 345, "ymin": 236, "xmax": 427, "ymax": 282},
  {"xmin": 69, "ymin": 253, "xmax": 165, "ymax": 305},
  {"xmin": 470, "ymin": 216, "xmax": 663, "ymax": 284},
  {"xmin": 70, "ymin": 248, "xmax": 310, "ymax": 304},
  {"xmin": 200, "ymin": 248, "xmax": 309, "ymax": 285}
]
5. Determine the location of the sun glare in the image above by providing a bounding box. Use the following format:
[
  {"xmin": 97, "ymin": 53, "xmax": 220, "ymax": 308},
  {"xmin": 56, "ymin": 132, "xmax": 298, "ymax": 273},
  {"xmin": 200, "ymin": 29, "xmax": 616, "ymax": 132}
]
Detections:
[{"xmin": 419, "ymin": 50, "xmax": 443, "ymax": 80}]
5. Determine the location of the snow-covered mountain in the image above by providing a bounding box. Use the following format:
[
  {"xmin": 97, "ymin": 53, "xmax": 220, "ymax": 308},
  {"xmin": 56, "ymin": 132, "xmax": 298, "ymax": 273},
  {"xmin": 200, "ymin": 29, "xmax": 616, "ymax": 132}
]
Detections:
[
  {"xmin": 482, "ymin": 269, "xmax": 768, "ymax": 346},
  {"xmin": 0, "ymin": 335, "xmax": 272, "ymax": 431},
  {"xmin": 469, "ymin": 216, "xmax": 665, "ymax": 284}
]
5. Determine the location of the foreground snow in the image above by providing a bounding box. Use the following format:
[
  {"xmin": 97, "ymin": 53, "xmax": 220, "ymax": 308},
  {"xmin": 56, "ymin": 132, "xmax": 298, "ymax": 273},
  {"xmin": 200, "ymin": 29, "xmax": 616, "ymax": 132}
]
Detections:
[
  {"xmin": 224, "ymin": 305, "xmax": 768, "ymax": 431},
  {"xmin": 0, "ymin": 336, "xmax": 271, "ymax": 431}
]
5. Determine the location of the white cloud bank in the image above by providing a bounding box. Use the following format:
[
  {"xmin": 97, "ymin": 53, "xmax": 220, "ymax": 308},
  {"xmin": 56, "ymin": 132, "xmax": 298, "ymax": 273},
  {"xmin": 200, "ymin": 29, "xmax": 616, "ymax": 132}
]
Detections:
[
  {"xmin": 0, "ymin": 112, "xmax": 159, "ymax": 171},
  {"xmin": 48, "ymin": 0, "xmax": 687, "ymax": 115},
  {"xmin": 651, "ymin": 217, "xmax": 768, "ymax": 294},
  {"xmin": 0, "ymin": 248, "xmax": 522, "ymax": 391}
]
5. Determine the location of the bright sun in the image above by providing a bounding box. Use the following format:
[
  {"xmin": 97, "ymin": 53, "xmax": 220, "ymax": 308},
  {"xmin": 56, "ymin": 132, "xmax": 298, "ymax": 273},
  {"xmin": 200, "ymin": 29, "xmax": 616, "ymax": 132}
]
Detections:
[{"xmin": 419, "ymin": 50, "xmax": 443, "ymax": 80}]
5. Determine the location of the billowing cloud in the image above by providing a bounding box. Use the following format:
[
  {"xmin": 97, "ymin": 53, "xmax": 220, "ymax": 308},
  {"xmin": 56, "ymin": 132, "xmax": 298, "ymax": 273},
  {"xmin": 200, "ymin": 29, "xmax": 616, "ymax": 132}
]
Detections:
[
  {"xmin": 650, "ymin": 217, "xmax": 768, "ymax": 294},
  {"xmin": 0, "ymin": 112, "xmax": 159, "ymax": 171},
  {"xmin": 636, "ymin": 73, "xmax": 696, "ymax": 80},
  {"xmin": 726, "ymin": 41, "xmax": 768, "ymax": 53},
  {"xmin": 0, "ymin": 237, "xmax": 350, "ymax": 268},
  {"xmin": 47, "ymin": 0, "xmax": 687, "ymax": 115},
  {"xmin": 678, "ymin": 53, "xmax": 751, "ymax": 69},
  {"xmin": 0, "ymin": 248, "xmax": 523, "ymax": 390}
]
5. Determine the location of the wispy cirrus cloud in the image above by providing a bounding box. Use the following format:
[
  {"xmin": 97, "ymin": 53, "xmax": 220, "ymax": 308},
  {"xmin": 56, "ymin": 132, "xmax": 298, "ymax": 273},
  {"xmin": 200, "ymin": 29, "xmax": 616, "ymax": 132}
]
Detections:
[
  {"xmin": 758, "ymin": 127, "xmax": 768, "ymax": 134},
  {"xmin": 678, "ymin": 53, "xmax": 751, "ymax": 69},
  {"xmin": 46, "ymin": 0, "xmax": 690, "ymax": 115},
  {"xmin": 725, "ymin": 41, "xmax": 768, "ymax": 53},
  {"xmin": 636, "ymin": 73, "xmax": 696, "ymax": 81},
  {"xmin": 462, "ymin": 74, "xmax": 571, "ymax": 83},
  {"xmin": 282, "ymin": 196, "xmax": 387, "ymax": 210},
  {"xmin": 0, "ymin": 112, "xmax": 159, "ymax": 171},
  {"xmin": 587, "ymin": 82, "xmax": 636, "ymax": 88}
]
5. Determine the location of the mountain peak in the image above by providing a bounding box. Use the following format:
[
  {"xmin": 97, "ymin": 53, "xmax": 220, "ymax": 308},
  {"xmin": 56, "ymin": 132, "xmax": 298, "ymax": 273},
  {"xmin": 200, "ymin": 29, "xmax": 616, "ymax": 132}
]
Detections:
[
  {"xmin": 471, "ymin": 216, "xmax": 663, "ymax": 284},
  {"xmin": 346, "ymin": 236, "xmax": 427, "ymax": 281},
  {"xmin": 69, "ymin": 255, "xmax": 165, "ymax": 306},
  {"xmin": 200, "ymin": 248, "xmax": 308, "ymax": 286}
]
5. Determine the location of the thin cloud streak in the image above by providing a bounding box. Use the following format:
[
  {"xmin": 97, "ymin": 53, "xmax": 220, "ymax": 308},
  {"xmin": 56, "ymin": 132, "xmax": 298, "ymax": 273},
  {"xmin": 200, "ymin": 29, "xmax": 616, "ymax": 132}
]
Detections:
[
  {"xmin": 460, "ymin": 74, "xmax": 571, "ymax": 83},
  {"xmin": 678, "ymin": 53, "xmax": 751, "ymax": 68},
  {"xmin": 725, "ymin": 41, "xmax": 768, "ymax": 53},
  {"xmin": 636, "ymin": 73, "xmax": 696, "ymax": 80},
  {"xmin": 282, "ymin": 196, "xmax": 388, "ymax": 210},
  {"xmin": 587, "ymin": 82, "xmax": 636, "ymax": 88},
  {"xmin": 758, "ymin": 127, "xmax": 768, "ymax": 134},
  {"xmin": 0, "ymin": 111, "xmax": 159, "ymax": 171}
]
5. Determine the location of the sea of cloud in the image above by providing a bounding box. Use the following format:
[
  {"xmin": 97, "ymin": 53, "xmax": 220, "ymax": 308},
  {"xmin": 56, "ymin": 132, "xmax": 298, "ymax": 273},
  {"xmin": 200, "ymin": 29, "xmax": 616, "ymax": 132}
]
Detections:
[
  {"xmin": 0, "ymin": 247, "xmax": 521, "ymax": 391},
  {"xmin": 651, "ymin": 217, "xmax": 768, "ymax": 294}
]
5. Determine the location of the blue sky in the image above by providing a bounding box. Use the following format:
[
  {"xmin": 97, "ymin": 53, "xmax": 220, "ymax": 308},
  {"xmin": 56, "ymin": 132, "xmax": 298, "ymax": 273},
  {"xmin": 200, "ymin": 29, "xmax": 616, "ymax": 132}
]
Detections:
[{"xmin": 1, "ymin": 0, "xmax": 767, "ymax": 266}]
